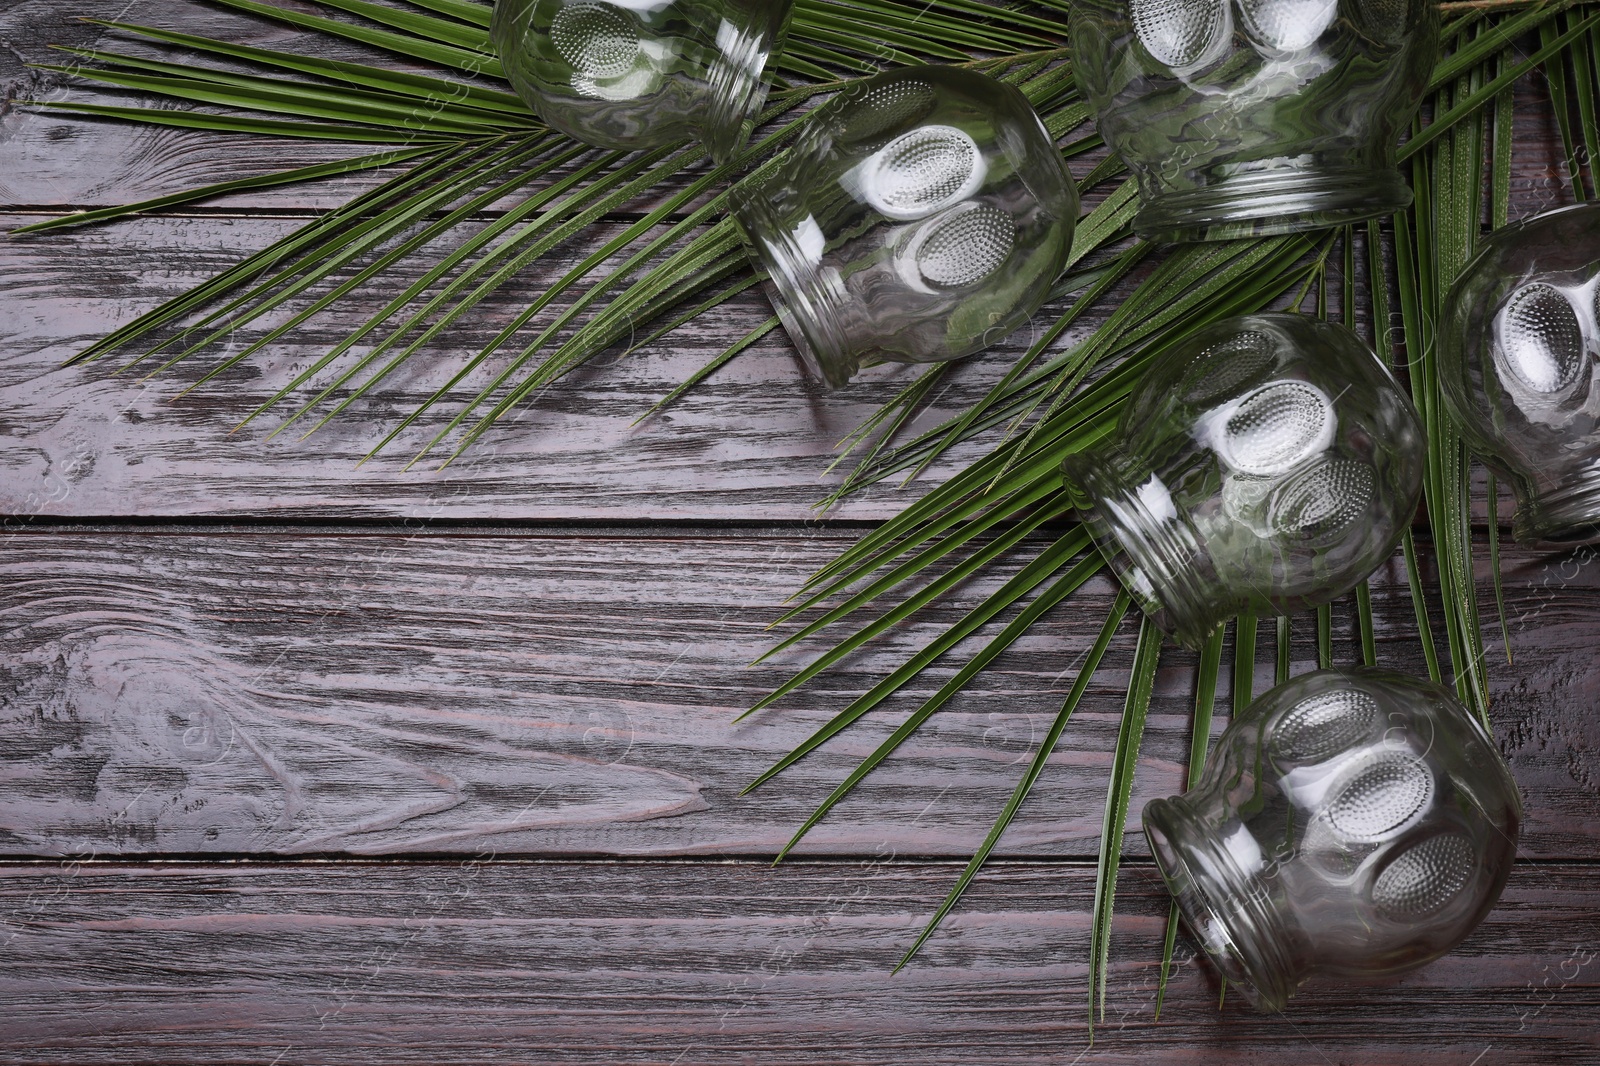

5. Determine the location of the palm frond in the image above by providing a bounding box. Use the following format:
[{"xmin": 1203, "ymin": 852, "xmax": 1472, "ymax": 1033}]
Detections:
[
  {"xmin": 1153, "ymin": 625, "xmax": 1224, "ymax": 1019},
  {"xmin": 755, "ymin": 9, "xmax": 1596, "ymax": 1006},
  {"xmin": 893, "ymin": 589, "xmax": 1132, "ymax": 976},
  {"xmin": 24, "ymin": 2, "xmax": 1087, "ymax": 463}
]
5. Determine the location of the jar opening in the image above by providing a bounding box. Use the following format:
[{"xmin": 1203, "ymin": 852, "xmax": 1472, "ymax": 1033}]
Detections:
[
  {"xmin": 1143, "ymin": 798, "xmax": 1301, "ymax": 1013},
  {"xmin": 1511, "ymin": 466, "xmax": 1600, "ymax": 544},
  {"xmin": 696, "ymin": 4, "xmax": 792, "ymax": 164},
  {"xmin": 1060, "ymin": 449, "xmax": 1222, "ymax": 649},
  {"xmin": 1134, "ymin": 163, "xmax": 1413, "ymax": 244},
  {"xmin": 731, "ymin": 190, "xmax": 858, "ymax": 387}
]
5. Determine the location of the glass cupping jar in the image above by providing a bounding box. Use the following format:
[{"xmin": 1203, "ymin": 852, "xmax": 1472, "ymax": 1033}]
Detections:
[
  {"xmin": 731, "ymin": 65, "xmax": 1079, "ymax": 387},
  {"xmin": 1068, "ymin": 0, "xmax": 1439, "ymax": 242},
  {"xmin": 1144, "ymin": 668, "xmax": 1522, "ymax": 1011},
  {"xmin": 1060, "ymin": 314, "xmax": 1424, "ymax": 648},
  {"xmin": 1440, "ymin": 204, "xmax": 1600, "ymax": 543},
  {"xmin": 490, "ymin": 0, "xmax": 794, "ymax": 164}
]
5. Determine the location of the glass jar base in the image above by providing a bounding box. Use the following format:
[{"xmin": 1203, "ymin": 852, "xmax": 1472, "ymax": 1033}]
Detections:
[{"xmin": 1134, "ymin": 167, "xmax": 1413, "ymax": 244}]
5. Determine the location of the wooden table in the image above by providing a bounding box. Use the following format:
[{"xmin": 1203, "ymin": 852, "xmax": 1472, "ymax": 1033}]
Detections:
[{"xmin": 3, "ymin": 4, "xmax": 1598, "ymax": 1062}]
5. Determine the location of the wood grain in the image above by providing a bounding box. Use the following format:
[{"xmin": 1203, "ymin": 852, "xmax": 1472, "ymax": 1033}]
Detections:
[
  {"xmin": 0, "ymin": 1, "xmax": 1576, "ymax": 217},
  {"xmin": 0, "ymin": 208, "xmax": 1083, "ymax": 522},
  {"xmin": 4, "ymin": 5, "xmax": 1598, "ymax": 1063},
  {"xmin": 1, "ymin": 0, "xmax": 527, "ymax": 215},
  {"xmin": 2, "ymin": 529, "xmax": 1598, "ymax": 860},
  {"xmin": 0, "ymin": 12, "xmax": 1583, "ymax": 524},
  {"xmin": 0, "ymin": 860, "xmax": 1594, "ymax": 1065}
]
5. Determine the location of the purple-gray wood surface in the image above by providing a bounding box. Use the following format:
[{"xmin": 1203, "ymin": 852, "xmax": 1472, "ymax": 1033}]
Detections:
[{"xmin": 2, "ymin": 3, "xmax": 1597, "ymax": 1064}]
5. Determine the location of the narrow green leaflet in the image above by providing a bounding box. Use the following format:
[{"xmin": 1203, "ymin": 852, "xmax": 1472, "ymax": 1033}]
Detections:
[
  {"xmin": 1089, "ymin": 614, "xmax": 1160, "ymax": 1027},
  {"xmin": 754, "ymin": 532, "xmax": 1100, "ymax": 849},
  {"xmin": 892, "ymin": 590, "xmax": 1133, "ymax": 975},
  {"xmin": 9, "ymin": 144, "xmax": 441, "ymax": 235},
  {"xmin": 1154, "ymin": 626, "xmax": 1224, "ymax": 1019}
]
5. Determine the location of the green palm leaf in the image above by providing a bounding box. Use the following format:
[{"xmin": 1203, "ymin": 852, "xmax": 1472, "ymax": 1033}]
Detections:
[
  {"xmin": 1088, "ymin": 613, "xmax": 1159, "ymax": 1027},
  {"xmin": 894, "ymin": 589, "xmax": 1132, "ymax": 976}
]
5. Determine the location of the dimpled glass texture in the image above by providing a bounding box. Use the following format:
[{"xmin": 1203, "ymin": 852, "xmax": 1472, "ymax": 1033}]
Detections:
[
  {"xmin": 1060, "ymin": 314, "xmax": 1424, "ymax": 648},
  {"xmin": 1068, "ymin": 0, "xmax": 1438, "ymax": 243},
  {"xmin": 1440, "ymin": 204, "xmax": 1600, "ymax": 543},
  {"xmin": 490, "ymin": 0, "xmax": 793, "ymax": 164},
  {"xmin": 1143, "ymin": 667, "xmax": 1522, "ymax": 1011},
  {"xmin": 730, "ymin": 66, "xmax": 1079, "ymax": 386}
]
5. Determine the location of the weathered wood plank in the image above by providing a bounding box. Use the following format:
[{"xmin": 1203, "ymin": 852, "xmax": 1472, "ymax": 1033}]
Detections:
[
  {"xmin": 1, "ymin": 0, "xmax": 1574, "ymax": 219},
  {"xmin": 0, "ymin": 860, "xmax": 1594, "ymax": 1064},
  {"xmin": 1, "ymin": 0, "xmax": 531, "ymax": 215},
  {"xmin": 3, "ymin": 529, "xmax": 1597, "ymax": 860},
  {"xmin": 6, "ymin": 208, "xmax": 1581, "ymax": 524},
  {"xmin": 2, "ymin": 11, "xmax": 1586, "ymax": 524},
  {"xmin": 0, "ymin": 210, "xmax": 1057, "ymax": 522}
]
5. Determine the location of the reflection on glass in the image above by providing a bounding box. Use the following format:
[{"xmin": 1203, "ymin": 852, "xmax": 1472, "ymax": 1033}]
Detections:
[
  {"xmin": 1144, "ymin": 668, "xmax": 1522, "ymax": 1011},
  {"xmin": 1069, "ymin": 0, "xmax": 1439, "ymax": 242},
  {"xmin": 1061, "ymin": 314, "xmax": 1424, "ymax": 648},
  {"xmin": 491, "ymin": 0, "xmax": 794, "ymax": 163},
  {"xmin": 1440, "ymin": 204, "xmax": 1600, "ymax": 543},
  {"xmin": 731, "ymin": 65, "xmax": 1079, "ymax": 386}
]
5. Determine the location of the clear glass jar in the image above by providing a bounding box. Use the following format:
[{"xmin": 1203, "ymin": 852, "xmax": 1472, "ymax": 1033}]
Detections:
[
  {"xmin": 1440, "ymin": 204, "xmax": 1600, "ymax": 543},
  {"xmin": 1068, "ymin": 0, "xmax": 1439, "ymax": 242},
  {"xmin": 731, "ymin": 65, "xmax": 1079, "ymax": 387},
  {"xmin": 1144, "ymin": 667, "xmax": 1522, "ymax": 1011},
  {"xmin": 490, "ymin": 0, "xmax": 794, "ymax": 164},
  {"xmin": 1061, "ymin": 314, "xmax": 1424, "ymax": 648}
]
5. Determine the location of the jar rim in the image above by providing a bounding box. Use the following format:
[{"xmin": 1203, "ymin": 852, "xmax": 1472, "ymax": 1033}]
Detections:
[
  {"xmin": 1510, "ymin": 466, "xmax": 1600, "ymax": 544},
  {"xmin": 1143, "ymin": 796, "xmax": 1302, "ymax": 1012},
  {"xmin": 1060, "ymin": 447, "xmax": 1224, "ymax": 649},
  {"xmin": 696, "ymin": 1, "xmax": 795, "ymax": 164},
  {"xmin": 730, "ymin": 189, "xmax": 859, "ymax": 387}
]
